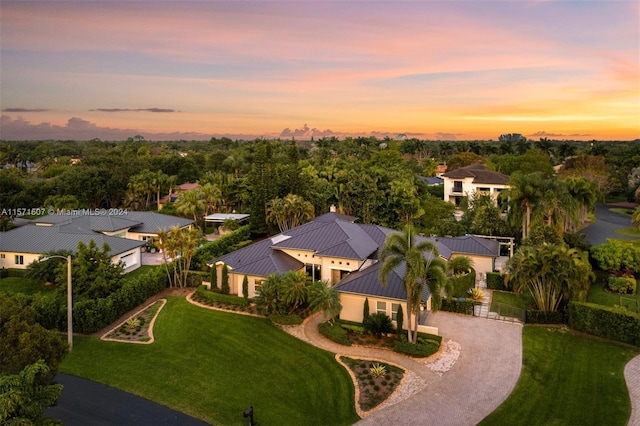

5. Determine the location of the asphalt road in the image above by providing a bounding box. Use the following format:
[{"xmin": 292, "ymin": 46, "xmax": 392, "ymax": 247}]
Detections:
[
  {"xmin": 45, "ymin": 374, "xmax": 209, "ymax": 426},
  {"xmin": 579, "ymin": 203, "xmax": 634, "ymax": 246}
]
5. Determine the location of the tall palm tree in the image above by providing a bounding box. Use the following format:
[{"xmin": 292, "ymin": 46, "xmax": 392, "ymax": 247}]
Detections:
[
  {"xmin": 380, "ymin": 226, "xmax": 446, "ymax": 343},
  {"xmin": 565, "ymin": 177, "xmax": 598, "ymax": 230},
  {"xmin": 266, "ymin": 194, "xmax": 315, "ymax": 232},
  {"xmin": 199, "ymin": 183, "xmax": 223, "ymax": 216},
  {"xmin": 174, "ymin": 189, "xmax": 205, "ymax": 228}
]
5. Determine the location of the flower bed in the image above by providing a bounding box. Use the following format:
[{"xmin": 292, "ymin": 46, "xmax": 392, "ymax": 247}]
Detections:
[
  {"xmin": 102, "ymin": 299, "xmax": 165, "ymax": 343},
  {"xmin": 340, "ymin": 357, "xmax": 404, "ymax": 412}
]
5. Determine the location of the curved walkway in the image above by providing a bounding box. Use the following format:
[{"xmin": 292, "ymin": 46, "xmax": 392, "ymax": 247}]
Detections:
[
  {"xmin": 625, "ymin": 355, "xmax": 640, "ymax": 426},
  {"xmin": 296, "ymin": 312, "xmax": 523, "ymax": 425}
]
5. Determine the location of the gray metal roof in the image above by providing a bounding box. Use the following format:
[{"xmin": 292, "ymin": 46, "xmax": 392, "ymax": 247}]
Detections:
[
  {"xmin": 33, "ymin": 211, "xmax": 193, "ymax": 234},
  {"xmin": 211, "ymin": 237, "xmax": 303, "ymax": 276},
  {"xmin": 335, "ymin": 261, "xmax": 430, "ymax": 303},
  {"xmin": 418, "ymin": 176, "xmax": 444, "ymax": 186},
  {"xmin": 432, "ymin": 235, "xmax": 500, "ymax": 258},
  {"xmin": 0, "ymin": 224, "xmax": 144, "ymax": 256},
  {"xmin": 204, "ymin": 213, "xmax": 250, "ymax": 223}
]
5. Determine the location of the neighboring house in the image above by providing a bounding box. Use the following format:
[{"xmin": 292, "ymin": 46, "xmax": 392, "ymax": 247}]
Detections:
[
  {"xmin": 158, "ymin": 182, "xmax": 199, "ymax": 210},
  {"xmin": 418, "ymin": 176, "xmax": 444, "ymax": 186},
  {"xmin": 209, "ymin": 213, "xmax": 500, "ymax": 334},
  {"xmin": 441, "ymin": 163, "xmax": 509, "ymax": 206},
  {"xmin": 0, "ymin": 211, "xmax": 194, "ymax": 272}
]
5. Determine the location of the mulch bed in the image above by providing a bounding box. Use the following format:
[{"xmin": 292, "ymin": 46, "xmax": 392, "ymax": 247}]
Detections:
[{"xmin": 341, "ymin": 357, "xmax": 404, "ymax": 411}]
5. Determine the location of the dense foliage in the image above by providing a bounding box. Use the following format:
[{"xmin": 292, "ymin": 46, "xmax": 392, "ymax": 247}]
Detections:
[{"xmin": 569, "ymin": 301, "xmax": 640, "ymax": 347}]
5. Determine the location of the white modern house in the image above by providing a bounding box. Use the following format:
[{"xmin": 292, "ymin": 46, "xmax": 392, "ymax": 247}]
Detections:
[{"xmin": 441, "ymin": 164, "xmax": 510, "ymax": 206}]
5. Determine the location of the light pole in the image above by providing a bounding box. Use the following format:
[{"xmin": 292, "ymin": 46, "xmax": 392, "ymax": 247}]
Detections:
[{"xmin": 40, "ymin": 255, "xmax": 73, "ymax": 351}]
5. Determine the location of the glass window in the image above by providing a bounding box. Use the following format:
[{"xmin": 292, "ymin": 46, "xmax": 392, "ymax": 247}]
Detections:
[
  {"xmin": 391, "ymin": 303, "xmax": 401, "ymax": 321},
  {"xmin": 15, "ymin": 255, "xmax": 24, "ymax": 265},
  {"xmin": 376, "ymin": 301, "xmax": 386, "ymax": 315}
]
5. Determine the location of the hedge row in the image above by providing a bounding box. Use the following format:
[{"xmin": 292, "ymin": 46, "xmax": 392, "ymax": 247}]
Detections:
[
  {"xmin": 318, "ymin": 321, "xmax": 352, "ymax": 346},
  {"xmin": 0, "ymin": 268, "xmax": 28, "ymax": 278},
  {"xmin": 568, "ymin": 301, "xmax": 640, "ymax": 347},
  {"xmin": 486, "ymin": 272, "xmax": 508, "ymax": 290},
  {"xmin": 36, "ymin": 266, "xmax": 168, "ymax": 333},
  {"xmin": 191, "ymin": 225, "xmax": 251, "ymax": 270},
  {"xmin": 194, "ymin": 285, "xmax": 249, "ymax": 307},
  {"xmin": 440, "ymin": 298, "xmax": 476, "ymax": 315},
  {"xmin": 526, "ymin": 310, "xmax": 564, "ymax": 324},
  {"xmin": 448, "ymin": 269, "xmax": 477, "ymax": 298}
]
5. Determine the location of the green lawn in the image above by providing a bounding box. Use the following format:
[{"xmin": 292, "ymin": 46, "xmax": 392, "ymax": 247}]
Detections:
[
  {"xmin": 60, "ymin": 297, "xmax": 359, "ymax": 426},
  {"xmin": 588, "ymin": 273, "xmax": 640, "ymax": 313},
  {"xmin": 0, "ymin": 276, "xmax": 57, "ymax": 296},
  {"xmin": 615, "ymin": 227, "xmax": 640, "ymax": 237},
  {"xmin": 480, "ymin": 326, "xmax": 639, "ymax": 426},
  {"xmin": 122, "ymin": 265, "xmax": 159, "ymax": 281}
]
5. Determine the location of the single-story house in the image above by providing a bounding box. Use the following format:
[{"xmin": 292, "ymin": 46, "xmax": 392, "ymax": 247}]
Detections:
[
  {"xmin": 0, "ymin": 211, "xmax": 194, "ymax": 273},
  {"xmin": 442, "ymin": 163, "xmax": 509, "ymax": 206},
  {"xmin": 209, "ymin": 212, "xmax": 500, "ymax": 333}
]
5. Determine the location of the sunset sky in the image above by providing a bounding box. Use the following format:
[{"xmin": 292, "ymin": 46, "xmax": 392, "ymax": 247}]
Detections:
[{"xmin": 1, "ymin": 1, "xmax": 638, "ymax": 141}]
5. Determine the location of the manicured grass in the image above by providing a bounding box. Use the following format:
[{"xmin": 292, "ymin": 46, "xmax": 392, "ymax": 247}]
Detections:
[
  {"xmin": 122, "ymin": 265, "xmax": 159, "ymax": 281},
  {"xmin": 490, "ymin": 290, "xmax": 533, "ymax": 311},
  {"xmin": 60, "ymin": 297, "xmax": 359, "ymax": 425},
  {"xmin": 609, "ymin": 207, "xmax": 634, "ymax": 216},
  {"xmin": 615, "ymin": 227, "xmax": 640, "ymax": 237},
  {"xmin": 588, "ymin": 273, "xmax": 640, "ymax": 313},
  {"xmin": 480, "ymin": 326, "xmax": 639, "ymax": 426},
  {"xmin": 0, "ymin": 276, "xmax": 57, "ymax": 296}
]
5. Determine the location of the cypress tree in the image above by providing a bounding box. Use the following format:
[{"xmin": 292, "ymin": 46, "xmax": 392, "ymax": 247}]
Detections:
[
  {"xmin": 221, "ymin": 265, "xmax": 230, "ymax": 295},
  {"xmin": 242, "ymin": 275, "xmax": 249, "ymax": 299},
  {"xmin": 363, "ymin": 297, "xmax": 370, "ymax": 322},
  {"xmin": 210, "ymin": 265, "xmax": 218, "ymax": 291},
  {"xmin": 396, "ymin": 304, "xmax": 404, "ymax": 337}
]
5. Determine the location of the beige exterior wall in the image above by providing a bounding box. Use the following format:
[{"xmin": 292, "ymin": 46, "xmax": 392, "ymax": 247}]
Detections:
[
  {"xmin": 339, "ymin": 292, "xmax": 438, "ymax": 336},
  {"xmin": 0, "ymin": 252, "xmax": 41, "ymax": 270},
  {"xmin": 276, "ymin": 248, "xmax": 364, "ymax": 285},
  {"xmin": 449, "ymin": 254, "xmax": 494, "ymax": 282}
]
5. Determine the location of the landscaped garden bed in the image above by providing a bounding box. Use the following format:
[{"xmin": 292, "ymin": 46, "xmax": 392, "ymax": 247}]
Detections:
[
  {"xmin": 340, "ymin": 356, "xmax": 404, "ymax": 412},
  {"xmin": 190, "ymin": 285, "xmax": 261, "ymax": 315},
  {"xmin": 102, "ymin": 299, "xmax": 165, "ymax": 343}
]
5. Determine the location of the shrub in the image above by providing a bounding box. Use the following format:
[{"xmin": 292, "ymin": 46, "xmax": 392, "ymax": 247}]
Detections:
[
  {"xmin": 194, "ymin": 285, "xmax": 249, "ymax": 307},
  {"xmin": 242, "ymin": 275, "xmax": 249, "ymax": 299},
  {"xmin": 526, "ymin": 310, "xmax": 564, "ymax": 324},
  {"xmin": 190, "ymin": 225, "xmax": 251, "ymax": 270},
  {"xmin": 448, "ymin": 269, "xmax": 477, "ymax": 298},
  {"xmin": 440, "ymin": 298, "xmax": 476, "ymax": 315},
  {"xmin": 268, "ymin": 313, "xmax": 303, "ymax": 325},
  {"xmin": 221, "ymin": 265, "xmax": 229, "ymax": 295},
  {"xmin": 318, "ymin": 321, "xmax": 352, "ymax": 346},
  {"xmin": 363, "ymin": 298, "xmax": 370, "ymax": 320},
  {"xmin": 363, "ymin": 312, "xmax": 393, "ymax": 337},
  {"xmin": 341, "ymin": 323, "xmax": 365, "ymax": 333},
  {"xmin": 569, "ymin": 301, "xmax": 640, "ymax": 347},
  {"xmin": 396, "ymin": 304, "xmax": 404, "ymax": 337},
  {"xmin": 608, "ymin": 276, "xmax": 636, "ymax": 294},
  {"xmin": 486, "ymin": 272, "xmax": 507, "ymax": 290},
  {"xmin": 393, "ymin": 339, "xmax": 439, "ymax": 357}
]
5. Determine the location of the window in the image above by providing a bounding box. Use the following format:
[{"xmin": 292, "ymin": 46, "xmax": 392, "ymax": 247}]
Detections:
[
  {"xmin": 254, "ymin": 280, "xmax": 264, "ymax": 292},
  {"xmin": 376, "ymin": 301, "xmax": 386, "ymax": 315},
  {"xmin": 453, "ymin": 181, "xmax": 463, "ymax": 193},
  {"xmin": 15, "ymin": 255, "xmax": 24, "ymax": 265},
  {"xmin": 0, "ymin": 254, "xmax": 5, "ymax": 259},
  {"xmin": 305, "ymin": 264, "xmax": 322, "ymax": 282},
  {"xmin": 391, "ymin": 303, "xmax": 401, "ymax": 321}
]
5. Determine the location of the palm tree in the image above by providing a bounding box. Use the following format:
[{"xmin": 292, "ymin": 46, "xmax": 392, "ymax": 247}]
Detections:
[
  {"xmin": 506, "ymin": 172, "xmax": 546, "ymax": 240},
  {"xmin": 266, "ymin": 194, "xmax": 315, "ymax": 232},
  {"xmin": 565, "ymin": 177, "xmax": 598, "ymax": 230},
  {"xmin": 380, "ymin": 226, "xmax": 446, "ymax": 343},
  {"xmin": 506, "ymin": 243, "xmax": 593, "ymax": 311},
  {"xmin": 308, "ymin": 281, "xmax": 342, "ymax": 323},
  {"xmin": 254, "ymin": 274, "xmax": 283, "ymax": 314},
  {"xmin": 280, "ymin": 270, "xmax": 311, "ymax": 313},
  {"xmin": 174, "ymin": 189, "xmax": 205, "ymax": 228},
  {"xmin": 447, "ymin": 256, "xmax": 473, "ymax": 277},
  {"xmin": 199, "ymin": 183, "xmax": 223, "ymax": 216}
]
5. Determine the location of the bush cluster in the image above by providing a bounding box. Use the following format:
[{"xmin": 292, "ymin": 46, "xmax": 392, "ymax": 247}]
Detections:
[
  {"xmin": 318, "ymin": 321, "xmax": 352, "ymax": 346},
  {"xmin": 194, "ymin": 285, "xmax": 249, "ymax": 307},
  {"xmin": 448, "ymin": 269, "xmax": 477, "ymax": 298},
  {"xmin": 440, "ymin": 298, "xmax": 476, "ymax": 315},
  {"xmin": 393, "ymin": 339, "xmax": 439, "ymax": 357},
  {"xmin": 486, "ymin": 272, "xmax": 508, "ymax": 290},
  {"xmin": 526, "ymin": 310, "xmax": 565, "ymax": 324},
  {"xmin": 569, "ymin": 301, "xmax": 640, "ymax": 347},
  {"xmin": 363, "ymin": 312, "xmax": 394, "ymax": 337},
  {"xmin": 190, "ymin": 226, "xmax": 251, "ymax": 270},
  {"xmin": 607, "ymin": 276, "xmax": 637, "ymax": 294},
  {"xmin": 36, "ymin": 267, "xmax": 168, "ymax": 333}
]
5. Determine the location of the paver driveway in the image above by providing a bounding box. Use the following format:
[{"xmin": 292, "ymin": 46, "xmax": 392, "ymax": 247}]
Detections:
[{"xmin": 299, "ymin": 310, "xmax": 523, "ymax": 426}]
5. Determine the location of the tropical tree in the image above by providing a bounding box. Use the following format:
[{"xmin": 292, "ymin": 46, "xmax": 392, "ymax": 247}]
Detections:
[
  {"xmin": 280, "ymin": 270, "xmax": 311, "ymax": 314},
  {"xmin": 156, "ymin": 226, "xmax": 205, "ymax": 288},
  {"xmin": 174, "ymin": 189, "xmax": 205, "ymax": 229},
  {"xmin": 199, "ymin": 183, "xmax": 223, "ymax": 216},
  {"xmin": 506, "ymin": 172, "xmax": 546, "ymax": 240},
  {"xmin": 564, "ymin": 176, "xmax": 598, "ymax": 230},
  {"xmin": 447, "ymin": 256, "xmax": 473, "ymax": 277},
  {"xmin": 308, "ymin": 281, "xmax": 342, "ymax": 323},
  {"xmin": 506, "ymin": 243, "xmax": 593, "ymax": 311},
  {"xmin": 379, "ymin": 226, "xmax": 446, "ymax": 343},
  {"xmin": 0, "ymin": 360, "xmax": 63, "ymax": 425},
  {"xmin": 254, "ymin": 274, "xmax": 283, "ymax": 314},
  {"xmin": 266, "ymin": 194, "xmax": 315, "ymax": 233}
]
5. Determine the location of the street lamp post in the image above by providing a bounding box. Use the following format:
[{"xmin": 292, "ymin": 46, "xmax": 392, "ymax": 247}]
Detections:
[{"xmin": 41, "ymin": 255, "xmax": 73, "ymax": 351}]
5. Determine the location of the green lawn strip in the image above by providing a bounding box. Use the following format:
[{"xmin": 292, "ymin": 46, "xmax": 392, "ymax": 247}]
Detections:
[
  {"xmin": 614, "ymin": 227, "xmax": 640, "ymax": 237},
  {"xmin": 0, "ymin": 276, "xmax": 57, "ymax": 296},
  {"xmin": 490, "ymin": 291, "xmax": 533, "ymax": 312},
  {"xmin": 480, "ymin": 326, "xmax": 639, "ymax": 426},
  {"xmin": 60, "ymin": 297, "xmax": 359, "ymax": 426},
  {"xmin": 588, "ymin": 277, "xmax": 640, "ymax": 313}
]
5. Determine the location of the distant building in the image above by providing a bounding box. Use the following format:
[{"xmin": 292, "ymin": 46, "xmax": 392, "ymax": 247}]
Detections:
[{"xmin": 441, "ymin": 164, "xmax": 509, "ymax": 206}]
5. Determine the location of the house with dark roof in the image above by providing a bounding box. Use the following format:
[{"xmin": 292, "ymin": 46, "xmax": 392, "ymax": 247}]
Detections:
[
  {"xmin": 441, "ymin": 163, "xmax": 509, "ymax": 206},
  {"xmin": 209, "ymin": 213, "xmax": 500, "ymax": 333},
  {"xmin": 0, "ymin": 211, "xmax": 194, "ymax": 273}
]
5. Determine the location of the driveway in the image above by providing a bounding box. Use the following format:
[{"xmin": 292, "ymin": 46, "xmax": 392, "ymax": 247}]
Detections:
[
  {"xmin": 580, "ymin": 203, "xmax": 634, "ymax": 246},
  {"xmin": 45, "ymin": 374, "xmax": 208, "ymax": 426},
  {"xmin": 354, "ymin": 312, "xmax": 523, "ymax": 426}
]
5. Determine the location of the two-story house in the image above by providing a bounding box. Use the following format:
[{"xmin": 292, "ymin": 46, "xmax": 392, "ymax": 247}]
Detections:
[{"xmin": 441, "ymin": 163, "xmax": 509, "ymax": 206}]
